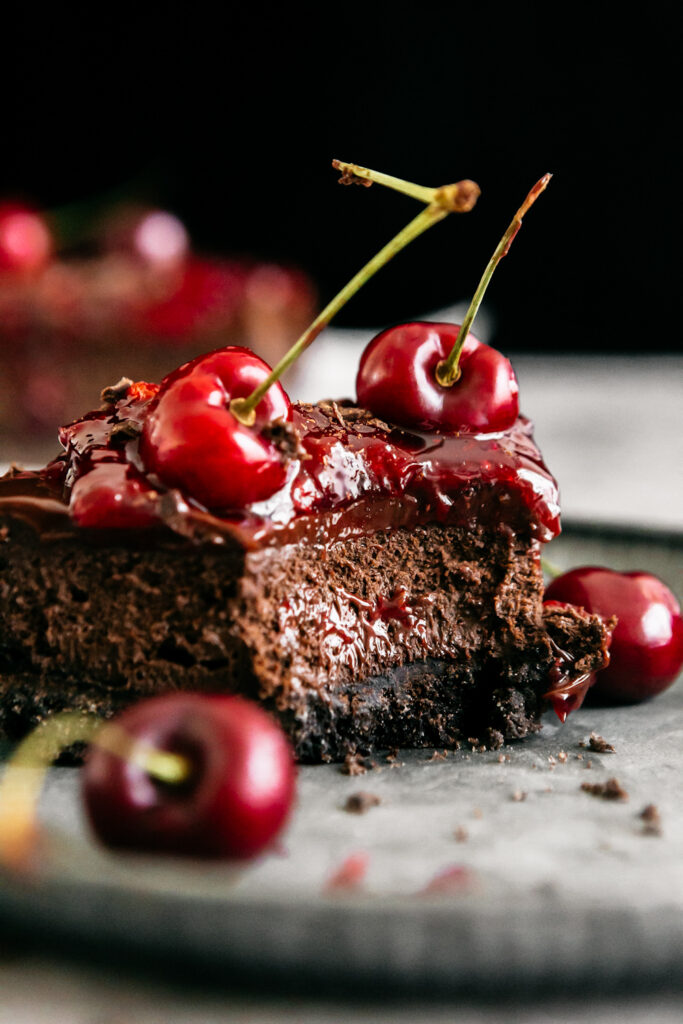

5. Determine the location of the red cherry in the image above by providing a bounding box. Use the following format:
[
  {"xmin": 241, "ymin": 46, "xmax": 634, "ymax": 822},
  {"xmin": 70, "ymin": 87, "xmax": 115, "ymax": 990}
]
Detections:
[
  {"xmin": 133, "ymin": 258, "xmax": 248, "ymax": 338},
  {"xmin": 0, "ymin": 203, "xmax": 52, "ymax": 273},
  {"xmin": 545, "ymin": 568, "xmax": 683, "ymax": 704},
  {"xmin": 140, "ymin": 347, "xmax": 292, "ymax": 510},
  {"xmin": 166, "ymin": 346, "xmax": 291, "ymax": 426},
  {"xmin": 82, "ymin": 694, "xmax": 296, "ymax": 859},
  {"xmin": 70, "ymin": 462, "xmax": 160, "ymax": 530},
  {"xmin": 356, "ymin": 322, "xmax": 519, "ymax": 433}
]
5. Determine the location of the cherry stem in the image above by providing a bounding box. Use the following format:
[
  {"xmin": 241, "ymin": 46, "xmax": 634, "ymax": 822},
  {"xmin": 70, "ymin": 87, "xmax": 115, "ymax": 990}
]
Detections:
[
  {"xmin": 435, "ymin": 173, "xmax": 552, "ymax": 388},
  {"xmin": 230, "ymin": 163, "xmax": 481, "ymax": 426},
  {"xmin": 541, "ymin": 557, "xmax": 562, "ymax": 579},
  {"xmin": 0, "ymin": 713, "xmax": 190, "ymax": 870},
  {"xmin": 332, "ymin": 160, "xmax": 435, "ymax": 204}
]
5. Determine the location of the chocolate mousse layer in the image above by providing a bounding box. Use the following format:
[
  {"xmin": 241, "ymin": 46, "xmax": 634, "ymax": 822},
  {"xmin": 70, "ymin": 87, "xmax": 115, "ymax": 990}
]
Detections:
[{"xmin": 0, "ymin": 511, "xmax": 610, "ymax": 760}]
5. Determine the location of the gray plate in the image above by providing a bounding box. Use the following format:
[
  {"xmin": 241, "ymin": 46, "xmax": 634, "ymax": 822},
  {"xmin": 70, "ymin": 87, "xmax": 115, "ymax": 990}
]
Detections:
[{"xmin": 1, "ymin": 523, "xmax": 682, "ymax": 994}]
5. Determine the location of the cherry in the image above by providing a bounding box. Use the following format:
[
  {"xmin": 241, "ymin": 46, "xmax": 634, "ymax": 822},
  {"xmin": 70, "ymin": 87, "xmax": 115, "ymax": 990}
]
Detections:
[
  {"xmin": 70, "ymin": 462, "xmax": 160, "ymax": 530},
  {"xmin": 356, "ymin": 322, "xmax": 519, "ymax": 432},
  {"xmin": 355, "ymin": 175, "xmax": 550, "ymax": 433},
  {"xmin": 0, "ymin": 203, "xmax": 52, "ymax": 273},
  {"xmin": 139, "ymin": 347, "xmax": 292, "ymax": 509},
  {"xmin": 82, "ymin": 694, "xmax": 296, "ymax": 859},
  {"xmin": 545, "ymin": 568, "xmax": 683, "ymax": 704},
  {"xmin": 132, "ymin": 258, "xmax": 247, "ymax": 339},
  {"xmin": 165, "ymin": 346, "xmax": 291, "ymax": 426}
]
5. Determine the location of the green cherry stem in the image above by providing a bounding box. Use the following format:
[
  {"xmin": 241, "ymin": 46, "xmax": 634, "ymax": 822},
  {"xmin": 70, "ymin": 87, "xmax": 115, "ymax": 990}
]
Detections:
[
  {"xmin": 435, "ymin": 173, "xmax": 552, "ymax": 388},
  {"xmin": 0, "ymin": 713, "xmax": 190, "ymax": 870},
  {"xmin": 230, "ymin": 163, "xmax": 481, "ymax": 426},
  {"xmin": 331, "ymin": 160, "xmax": 481, "ymax": 214},
  {"xmin": 541, "ymin": 557, "xmax": 562, "ymax": 580}
]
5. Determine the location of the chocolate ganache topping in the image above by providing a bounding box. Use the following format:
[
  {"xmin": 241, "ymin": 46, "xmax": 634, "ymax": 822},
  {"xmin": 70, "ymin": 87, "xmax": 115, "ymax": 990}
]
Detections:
[{"xmin": 0, "ymin": 387, "xmax": 560, "ymax": 548}]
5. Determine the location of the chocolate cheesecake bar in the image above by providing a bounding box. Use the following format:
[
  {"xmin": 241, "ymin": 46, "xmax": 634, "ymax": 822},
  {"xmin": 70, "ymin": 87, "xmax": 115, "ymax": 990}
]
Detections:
[{"xmin": 0, "ymin": 393, "xmax": 611, "ymax": 761}]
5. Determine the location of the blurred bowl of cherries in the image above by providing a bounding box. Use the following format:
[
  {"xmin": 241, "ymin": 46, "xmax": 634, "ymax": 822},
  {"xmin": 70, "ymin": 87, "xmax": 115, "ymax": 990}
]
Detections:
[{"xmin": 0, "ymin": 199, "xmax": 314, "ymax": 461}]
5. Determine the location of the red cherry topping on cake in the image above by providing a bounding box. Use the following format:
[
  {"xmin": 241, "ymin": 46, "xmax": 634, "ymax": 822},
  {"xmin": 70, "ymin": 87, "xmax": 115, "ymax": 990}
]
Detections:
[
  {"xmin": 0, "ymin": 203, "xmax": 52, "ymax": 273},
  {"xmin": 168, "ymin": 346, "xmax": 292, "ymax": 425},
  {"xmin": 140, "ymin": 347, "xmax": 293, "ymax": 510},
  {"xmin": 356, "ymin": 175, "xmax": 550, "ymax": 433},
  {"xmin": 70, "ymin": 462, "xmax": 159, "ymax": 529},
  {"xmin": 545, "ymin": 568, "xmax": 683, "ymax": 704},
  {"xmin": 356, "ymin": 322, "xmax": 519, "ymax": 432},
  {"xmin": 82, "ymin": 694, "xmax": 297, "ymax": 859}
]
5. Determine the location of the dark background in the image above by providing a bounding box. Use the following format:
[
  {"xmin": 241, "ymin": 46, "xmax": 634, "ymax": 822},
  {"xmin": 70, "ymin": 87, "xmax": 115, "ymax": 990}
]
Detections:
[{"xmin": 2, "ymin": 7, "xmax": 678, "ymax": 352}]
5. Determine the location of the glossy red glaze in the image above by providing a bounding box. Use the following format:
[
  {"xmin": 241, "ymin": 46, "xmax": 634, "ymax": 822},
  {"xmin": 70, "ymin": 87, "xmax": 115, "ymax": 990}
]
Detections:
[
  {"xmin": 356, "ymin": 322, "xmax": 519, "ymax": 433},
  {"xmin": 82, "ymin": 694, "xmax": 297, "ymax": 859},
  {"xmin": 0, "ymin": 396, "xmax": 560, "ymax": 543},
  {"xmin": 0, "ymin": 203, "xmax": 52, "ymax": 273},
  {"xmin": 545, "ymin": 568, "xmax": 683, "ymax": 704},
  {"xmin": 542, "ymin": 601, "xmax": 598, "ymax": 721},
  {"xmin": 140, "ymin": 347, "xmax": 291, "ymax": 509}
]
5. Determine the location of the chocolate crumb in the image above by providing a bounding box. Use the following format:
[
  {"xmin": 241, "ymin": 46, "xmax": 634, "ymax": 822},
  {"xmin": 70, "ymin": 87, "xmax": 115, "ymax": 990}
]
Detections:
[
  {"xmin": 261, "ymin": 417, "xmax": 307, "ymax": 461},
  {"xmin": 101, "ymin": 377, "xmax": 133, "ymax": 405},
  {"xmin": 453, "ymin": 826, "xmax": 469, "ymax": 843},
  {"xmin": 585, "ymin": 760, "xmax": 593, "ymax": 769},
  {"xmin": 511, "ymin": 790, "xmax": 527, "ymax": 802},
  {"xmin": 639, "ymin": 803, "xmax": 662, "ymax": 836},
  {"xmin": 428, "ymin": 750, "xmax": 447, "ymax": 762},
  {"xmin": 343, "ymin": 791, "xmax": 381, "ymax": 814},
  {"xmin": 547, "ymin": 755, "xmax": 557, "ymax": 769},
  {"xmin": 109, "ymin": 419, "xmax": 142, "ymax": 445},
  {"xmin": 581, "ymin": 777, "xmax": 629, "ymax": 801},
  {"xmin": 558, "ymin": 751, "xmax": 568, "ymax": 763},
  {"xmin": 588, "ymin": 732, "xmax": 616, "ymax": 753},
  {"xmin": 341, "ymin": 753, "xmax": 372, "ymax": 776},
  {"xmin": 497, "ymin": 753, "xmax": 506, "ymax": 764},
  {"xmin": 576, "ymin": 753, "xmax": 584, "ymax": 760}
]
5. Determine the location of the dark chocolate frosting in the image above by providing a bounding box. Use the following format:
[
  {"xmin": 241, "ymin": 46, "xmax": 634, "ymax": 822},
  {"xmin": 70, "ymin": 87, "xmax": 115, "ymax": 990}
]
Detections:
[{"xmin": 0, "ymin": 398, "xmax": 560, "ymax": 548}]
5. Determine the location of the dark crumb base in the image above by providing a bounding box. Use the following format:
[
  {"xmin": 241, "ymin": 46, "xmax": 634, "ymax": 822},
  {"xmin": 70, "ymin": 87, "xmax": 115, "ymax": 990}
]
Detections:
[
  {"xmin": 281, "ymin": 657, "xmax": 541, "ymax": 762},
  {"xmin": 0, "ymin": 655, "xmax": 541, "ymax": 763}
]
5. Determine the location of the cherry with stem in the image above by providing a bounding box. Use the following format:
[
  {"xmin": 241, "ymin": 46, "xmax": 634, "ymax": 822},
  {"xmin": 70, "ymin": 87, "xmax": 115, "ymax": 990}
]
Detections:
[
  {"xmin": 229, "ymin": 162, "xmax": 480, "ymax": 426},
  {"xmin": 435, "ymin": 174, "xmax": 552, "ymax": 388}
]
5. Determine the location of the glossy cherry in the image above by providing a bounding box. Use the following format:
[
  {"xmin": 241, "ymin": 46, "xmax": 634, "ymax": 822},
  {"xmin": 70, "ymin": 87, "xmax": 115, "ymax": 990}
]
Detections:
[
  {"xmin": 70, "ymin": 462, "xmax": 160, "ymax": 530},
  {"xmin": 140, "ymin": 347, "xmax": 292, "ymax": 510},
  {"xmin": 0, "ymin": 203, "xmax": 52, "ymax": 273},
  {"xmin": 356, "ymin": 322, "xmax": 519, "ymax": 433},
  {"xmin": 133, "ymin": 258, "xmax": 247, "ymax": 338},
  {"xmin": 545, "ymin": 567, "xmax": 683, "ymax": 704},
  {"xmin": 82, "ymin": 694, "xmax": 297, "ymax": 859},
  {"xmin": 355, "ymin": 175, "xmax": 550, "ymax": 434}
]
